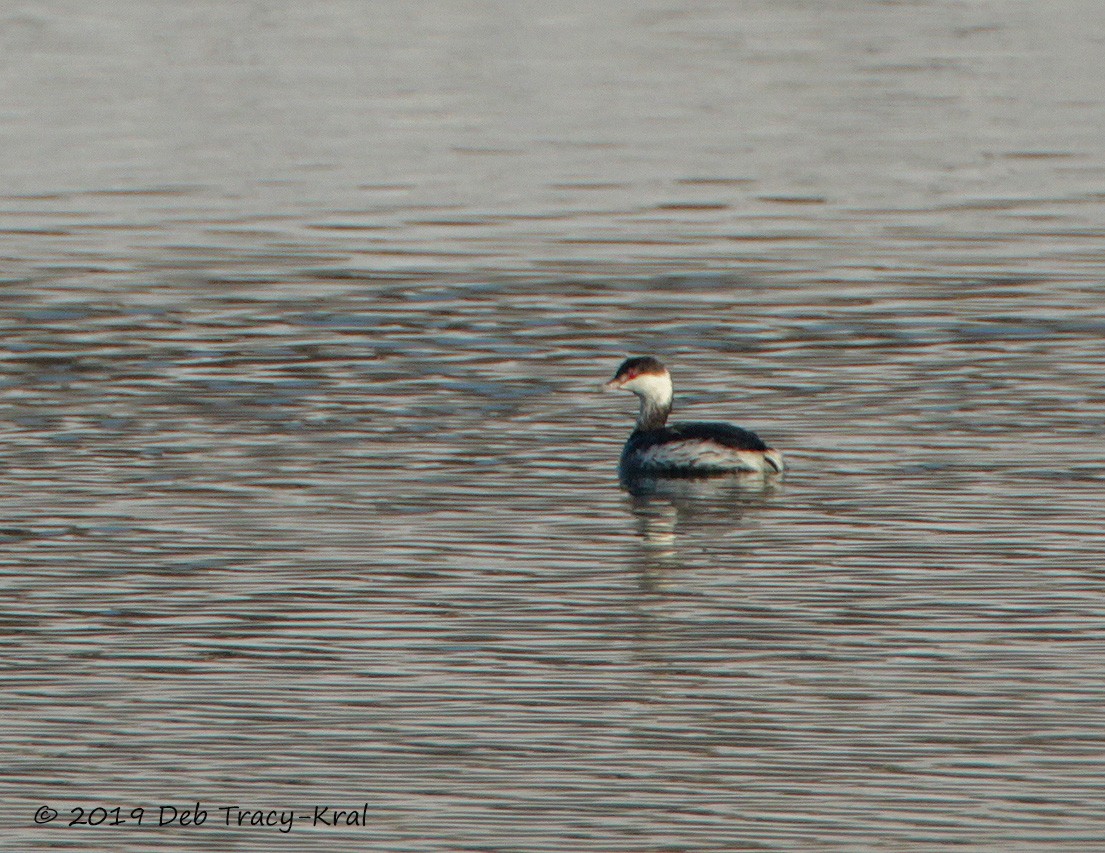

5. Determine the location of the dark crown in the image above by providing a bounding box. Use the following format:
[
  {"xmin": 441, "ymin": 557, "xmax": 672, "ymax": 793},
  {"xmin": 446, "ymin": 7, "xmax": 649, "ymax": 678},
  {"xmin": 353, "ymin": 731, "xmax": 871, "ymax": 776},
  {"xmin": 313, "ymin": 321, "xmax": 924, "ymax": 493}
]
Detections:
[{"xmin": 612, "ymin": 356, "xmax": 666, "ymax": 382}]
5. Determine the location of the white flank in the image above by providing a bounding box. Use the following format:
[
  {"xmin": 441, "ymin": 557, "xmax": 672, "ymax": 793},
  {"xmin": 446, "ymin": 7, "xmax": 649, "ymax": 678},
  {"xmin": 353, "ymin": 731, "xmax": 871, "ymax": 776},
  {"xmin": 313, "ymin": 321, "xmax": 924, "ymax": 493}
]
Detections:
[{"xmin": 632, "ymin": 440, "xmax": 776, "ymax": 474}]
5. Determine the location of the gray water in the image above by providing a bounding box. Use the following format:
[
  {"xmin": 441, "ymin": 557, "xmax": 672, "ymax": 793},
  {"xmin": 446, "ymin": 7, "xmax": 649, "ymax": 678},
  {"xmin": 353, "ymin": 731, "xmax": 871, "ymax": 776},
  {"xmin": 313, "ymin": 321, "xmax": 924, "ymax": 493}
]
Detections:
[{"xmin": 3, "ymin": 2, "xmax": 1105, "ymax": 850}]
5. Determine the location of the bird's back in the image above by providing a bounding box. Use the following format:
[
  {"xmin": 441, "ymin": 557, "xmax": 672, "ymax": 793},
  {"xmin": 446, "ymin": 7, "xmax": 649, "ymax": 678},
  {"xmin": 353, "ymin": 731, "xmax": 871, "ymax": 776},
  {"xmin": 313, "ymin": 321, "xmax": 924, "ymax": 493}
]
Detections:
[{"xmin": 622, "ymin": 421, "xmax": 781, "ymax": 475}]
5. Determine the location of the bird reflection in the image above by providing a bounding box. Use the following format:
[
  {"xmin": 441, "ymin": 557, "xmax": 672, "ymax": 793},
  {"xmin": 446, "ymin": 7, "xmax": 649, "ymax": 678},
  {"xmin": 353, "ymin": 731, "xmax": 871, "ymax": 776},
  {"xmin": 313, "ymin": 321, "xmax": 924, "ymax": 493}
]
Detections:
[{"xmin": 621, "ymin": 472, "xmax": 779, "ymax": 577}]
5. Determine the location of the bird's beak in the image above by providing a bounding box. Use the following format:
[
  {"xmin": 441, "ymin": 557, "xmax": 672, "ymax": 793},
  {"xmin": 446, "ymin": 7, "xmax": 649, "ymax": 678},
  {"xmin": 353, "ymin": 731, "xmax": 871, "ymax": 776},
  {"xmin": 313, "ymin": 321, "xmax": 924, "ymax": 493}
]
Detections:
[{"xmin": 602, "ymin": 379, "xmax": 622, "ymax": 391}]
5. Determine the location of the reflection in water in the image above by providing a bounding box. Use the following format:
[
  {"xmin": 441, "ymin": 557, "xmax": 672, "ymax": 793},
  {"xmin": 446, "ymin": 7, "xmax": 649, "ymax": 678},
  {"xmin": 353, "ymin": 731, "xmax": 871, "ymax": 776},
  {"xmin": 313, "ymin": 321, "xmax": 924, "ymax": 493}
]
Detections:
[{"xmin": 623, "ymin": 472, "xmax": 780, "ymax": 574}]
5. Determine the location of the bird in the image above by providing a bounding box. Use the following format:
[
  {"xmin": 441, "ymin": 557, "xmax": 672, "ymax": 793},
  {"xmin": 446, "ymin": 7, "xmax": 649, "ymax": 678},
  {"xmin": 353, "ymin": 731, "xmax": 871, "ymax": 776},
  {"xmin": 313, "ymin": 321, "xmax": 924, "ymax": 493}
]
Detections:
[{"xmin": 603, "ymin": 356, "xmax": 783, "ymax": 477}]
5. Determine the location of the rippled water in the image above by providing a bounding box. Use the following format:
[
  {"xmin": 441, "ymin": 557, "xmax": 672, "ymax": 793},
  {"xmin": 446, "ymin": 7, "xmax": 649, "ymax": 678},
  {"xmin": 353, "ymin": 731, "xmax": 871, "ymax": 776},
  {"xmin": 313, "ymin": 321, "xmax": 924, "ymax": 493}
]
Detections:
[{"xmin": 3, "ymin": 2, "xmax": 1105, "ymax": 850}]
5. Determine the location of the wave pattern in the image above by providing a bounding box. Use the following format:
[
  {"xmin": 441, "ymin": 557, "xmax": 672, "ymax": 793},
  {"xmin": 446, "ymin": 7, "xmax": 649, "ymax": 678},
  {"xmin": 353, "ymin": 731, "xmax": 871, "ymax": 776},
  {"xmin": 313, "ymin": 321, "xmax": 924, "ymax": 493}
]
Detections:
[{"xmin": 2, "ymin": 1, "xmax": 1105, "ymax": 850}]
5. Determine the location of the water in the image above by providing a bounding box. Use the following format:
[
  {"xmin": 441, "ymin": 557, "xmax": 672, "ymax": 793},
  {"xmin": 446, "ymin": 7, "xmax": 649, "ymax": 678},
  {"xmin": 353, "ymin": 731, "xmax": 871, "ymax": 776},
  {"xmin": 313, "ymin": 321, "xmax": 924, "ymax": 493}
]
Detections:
[{"xmin": 3, "ymin": 2, "xmax": 1105, "ymax": 850}]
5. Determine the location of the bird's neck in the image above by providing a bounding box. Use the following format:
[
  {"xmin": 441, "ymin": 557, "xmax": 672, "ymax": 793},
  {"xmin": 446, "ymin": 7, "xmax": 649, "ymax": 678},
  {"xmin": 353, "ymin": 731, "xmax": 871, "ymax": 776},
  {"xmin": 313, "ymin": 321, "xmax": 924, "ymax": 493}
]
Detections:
[
  {"xmin": 626, "ymin": 370, "xmax": 673, "ymax": 430},
  {"xmin": 637, "ymin": 394, "xmax": 672, "ymax": 430}
]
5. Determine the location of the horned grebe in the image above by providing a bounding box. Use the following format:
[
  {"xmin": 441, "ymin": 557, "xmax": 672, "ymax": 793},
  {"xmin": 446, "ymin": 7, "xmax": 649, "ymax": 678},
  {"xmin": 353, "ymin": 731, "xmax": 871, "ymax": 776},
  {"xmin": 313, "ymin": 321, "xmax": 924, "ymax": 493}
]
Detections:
[{"xmin": 604, "ymin": 356, "xmax": 783, "ymax": 477}]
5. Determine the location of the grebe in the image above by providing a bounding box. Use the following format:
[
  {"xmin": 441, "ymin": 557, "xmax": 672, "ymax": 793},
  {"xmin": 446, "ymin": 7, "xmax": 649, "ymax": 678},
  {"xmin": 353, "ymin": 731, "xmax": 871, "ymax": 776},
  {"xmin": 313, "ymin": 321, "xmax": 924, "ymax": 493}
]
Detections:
[{"xmin": 604, "ymin": 356, "xmax": 783, "ymax": 477}]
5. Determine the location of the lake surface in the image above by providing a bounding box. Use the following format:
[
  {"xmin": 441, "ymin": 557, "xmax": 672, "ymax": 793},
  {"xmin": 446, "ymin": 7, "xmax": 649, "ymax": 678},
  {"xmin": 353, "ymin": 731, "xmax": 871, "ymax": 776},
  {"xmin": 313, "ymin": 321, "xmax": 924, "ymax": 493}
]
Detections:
[{"xmin": 3, "ymin": 2, "xmax": 1105, "ymax": 850}]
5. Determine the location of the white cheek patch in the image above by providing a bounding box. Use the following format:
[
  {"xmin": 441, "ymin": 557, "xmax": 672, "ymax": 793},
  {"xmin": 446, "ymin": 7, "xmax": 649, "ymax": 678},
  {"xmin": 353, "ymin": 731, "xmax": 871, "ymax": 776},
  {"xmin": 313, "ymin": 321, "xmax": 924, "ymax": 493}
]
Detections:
[
  {"xmin": 624, "ymin": 372, "xmax": 672, "ymax": 405},
  {"xmin": 633, "ymin": 440, "xmax": 768, "ymax": 473}
]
